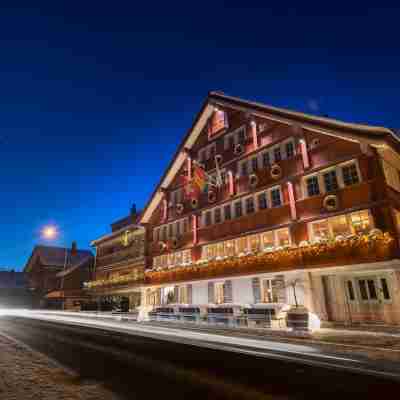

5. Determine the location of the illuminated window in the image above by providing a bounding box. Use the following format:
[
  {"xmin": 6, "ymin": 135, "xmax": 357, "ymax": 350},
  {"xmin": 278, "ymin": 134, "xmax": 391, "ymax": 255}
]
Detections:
[
  {"xmin": 276, "ymin": 228, "xmax": 290, "ymax": 247},
  {"xmin": 179, "ymin": 286, "xmax": 188, "ymax": 304},
  {"xmin": 330, "ymin": 215, "xmax": 351, "ymax": 237},
  {"xmin": 262, "ymin": 279, "xmax": 279, "ymax": 303},
  {"xmin": 215, "ymin": 282, "xmax": 225, "ymax": 304},
  {"xmin": 182, "ymin": 250, "xmax": 191, "ymax": 264},
  {"xmin": 249, "ymin": 234, "xmax": 261, "ymax": 252},
  {"xmin": 168, "ymin": 253, "xmax": 175, "ymax": 267},
  {"xmin": 350, "ymin": 210, "xmax": 371, "ymax": 234},
  {"xmin": 261, "ymin": 231, "xmax": 275, "ymax": 249},
  {"xmin": 306, "ymin": 176, "xmax": 320, "ymax": 197},
  {"xmin": 225, "ymin": 241, "xmax": 235, "ymax": 257},
  {"xmin": 311, "ymin": 220, "xmax": 330, "ymax": 240},
  {"xmin": 175, "ymin": 251, "xmax": 183, "ymax": 265},
  {"xmin": 342, "ymin": 163, "xmax": 359, "ymax": 186},
  {"xmin": 236, "ymin": 236, "xmax": 248, "ymax": 253},
  {"xmin": 217, "ymin": 242, "xmax": 225, "ymax": 258}
]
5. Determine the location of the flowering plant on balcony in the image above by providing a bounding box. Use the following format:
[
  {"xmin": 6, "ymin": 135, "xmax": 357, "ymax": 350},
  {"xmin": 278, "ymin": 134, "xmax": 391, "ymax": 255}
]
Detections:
[
  {"xmin": 146, "ymin": 231, "xmax": 394, "ymax": 285},
  {"xmin": 85, "ymin": 270, "xmax": 145, "ymax": 289}
]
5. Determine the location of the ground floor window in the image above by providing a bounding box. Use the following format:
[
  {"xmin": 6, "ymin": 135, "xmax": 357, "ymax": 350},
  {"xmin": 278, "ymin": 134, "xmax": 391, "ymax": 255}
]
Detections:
[
  {"xmin": 215, "ymin": 282, "xmax": 224, "ymax": 304},
  {"xmin": 345, "ymin": 275, "xmax": 392, "ymax": 303},
  {"xmin": 261, "ymin": 279, "xmax": 279, "ymax": 303}
]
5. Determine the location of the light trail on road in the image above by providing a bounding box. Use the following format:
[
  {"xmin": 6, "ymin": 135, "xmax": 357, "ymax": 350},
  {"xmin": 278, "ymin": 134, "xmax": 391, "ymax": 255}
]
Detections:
[{"xmin": 2, "ymin": 309, "xmax": 399, "ymax": 381}]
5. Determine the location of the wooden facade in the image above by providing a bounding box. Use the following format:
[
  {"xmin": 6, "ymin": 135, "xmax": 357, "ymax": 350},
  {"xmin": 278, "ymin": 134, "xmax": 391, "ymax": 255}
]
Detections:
[{"xmin": 139, "ymin": 92, "xmax": 400, "ymax": 325}]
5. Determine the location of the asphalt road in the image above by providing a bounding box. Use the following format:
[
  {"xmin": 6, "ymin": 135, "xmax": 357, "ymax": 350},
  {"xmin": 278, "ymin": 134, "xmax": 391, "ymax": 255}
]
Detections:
[{"xmin": 0, "ymin": 312, "xmax": 399, "ymax": 399}]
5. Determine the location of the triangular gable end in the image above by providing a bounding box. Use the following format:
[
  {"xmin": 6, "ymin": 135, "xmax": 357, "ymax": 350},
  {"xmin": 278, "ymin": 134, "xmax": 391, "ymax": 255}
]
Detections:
[{"xmin": 140, "ymin": 92, "xmax": 399, "ymax": 224}]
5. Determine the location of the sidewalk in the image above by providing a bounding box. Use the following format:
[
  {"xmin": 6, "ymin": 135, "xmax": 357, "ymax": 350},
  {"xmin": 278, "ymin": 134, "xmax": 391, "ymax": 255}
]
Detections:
[{"xmin": 0, "ymin": 332, "xmax": 118, "ymax": 400}]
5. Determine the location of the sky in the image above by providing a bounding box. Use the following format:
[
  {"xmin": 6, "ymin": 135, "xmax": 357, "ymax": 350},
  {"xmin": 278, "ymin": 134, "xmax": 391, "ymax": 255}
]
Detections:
[{"xmin": 1, "ymin": 2, "xmax": 399, "ymax": 269}]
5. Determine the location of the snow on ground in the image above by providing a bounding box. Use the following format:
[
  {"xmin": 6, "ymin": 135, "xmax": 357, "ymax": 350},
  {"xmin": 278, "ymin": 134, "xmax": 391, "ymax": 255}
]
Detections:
[{"xmin": 0, "ymin": 333, "xmax": 118, "ymax": 400}]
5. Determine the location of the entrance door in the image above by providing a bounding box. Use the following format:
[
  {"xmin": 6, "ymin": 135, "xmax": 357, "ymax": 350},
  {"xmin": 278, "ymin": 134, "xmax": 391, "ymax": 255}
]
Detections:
[{"xmin": 344, "ymin": 275, "xmax": 392, "ymax": 323}]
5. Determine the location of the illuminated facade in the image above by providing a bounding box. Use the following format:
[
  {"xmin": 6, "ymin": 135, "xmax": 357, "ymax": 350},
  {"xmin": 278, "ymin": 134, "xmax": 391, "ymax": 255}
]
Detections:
[
  {"xmin": 88, "ymin": 206, "xmax": 145, "ymax": 311},
  {"xmin": 139, "ymin": 92, "xmax": 400, "ymax": 326}
]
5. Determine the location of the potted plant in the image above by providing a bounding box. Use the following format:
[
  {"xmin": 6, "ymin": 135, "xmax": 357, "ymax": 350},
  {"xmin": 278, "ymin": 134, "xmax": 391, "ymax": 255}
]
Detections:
[{"xmin": 285, "ymin": 277, "xmax": 309, "ymax": 332}]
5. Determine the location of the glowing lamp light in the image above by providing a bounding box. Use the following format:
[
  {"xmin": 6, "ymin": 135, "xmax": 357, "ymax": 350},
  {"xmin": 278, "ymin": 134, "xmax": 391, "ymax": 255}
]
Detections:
[{"xmin": 41, "ymin": 225, "xmax": 58, "ymax": 240}]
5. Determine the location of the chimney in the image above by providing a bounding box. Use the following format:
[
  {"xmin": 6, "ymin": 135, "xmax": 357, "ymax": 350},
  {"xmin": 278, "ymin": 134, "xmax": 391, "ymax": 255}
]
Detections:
[
  {"xmin": 131, "ymin": 203, "xmax": 137, "ymax": 217},
  {"xmin": 71, "ymin": 241, "xmax": 77, "ymax": 255}
]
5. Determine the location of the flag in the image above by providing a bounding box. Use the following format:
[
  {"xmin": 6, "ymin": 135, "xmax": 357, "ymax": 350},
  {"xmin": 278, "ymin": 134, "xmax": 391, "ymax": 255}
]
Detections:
[{"xmin": 192, "ymin": 163, "xmax": 207, "ymax": 193}]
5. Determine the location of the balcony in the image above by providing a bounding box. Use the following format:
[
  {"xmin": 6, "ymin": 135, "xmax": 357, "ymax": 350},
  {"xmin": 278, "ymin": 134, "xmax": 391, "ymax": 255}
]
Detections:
[
  {"xmin": 86, "ymin": 268, "xmax": 145, "ymax": 291},
  {"xmin": 146, "ymin": 231, "xmax": 395, "ymax": 285},
  {"xmin": 96, "ymin": 246, "xmax": 145, "ymax": 269}
]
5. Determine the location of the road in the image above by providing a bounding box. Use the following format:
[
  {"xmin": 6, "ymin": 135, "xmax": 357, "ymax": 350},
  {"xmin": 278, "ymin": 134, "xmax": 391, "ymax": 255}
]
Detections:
[{"xmin": 0, "ymin": 310, "xmax": 399, "ymax": 399}]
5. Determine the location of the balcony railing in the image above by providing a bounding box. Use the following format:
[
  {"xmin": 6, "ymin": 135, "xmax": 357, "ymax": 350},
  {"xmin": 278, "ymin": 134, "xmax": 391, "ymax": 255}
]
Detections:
[
  {"xmin": 146, "ymin": 231, "xmax": 395, "ymax": 285},
  {"xmin": 96, "ymin": 246, "xmax": 145, "ymax": 269}
]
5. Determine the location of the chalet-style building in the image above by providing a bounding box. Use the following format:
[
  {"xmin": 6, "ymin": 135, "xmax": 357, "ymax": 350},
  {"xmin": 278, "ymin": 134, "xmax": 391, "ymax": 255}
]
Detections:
[
  {"xmin": 24, "ymin": 244, "xmax": 93, "ymax": 309},
  {"xmin": 87, "ymin": 206, "xmax": 145, "ymax": 312},
  {"xmin": 138, "ymin": 92, "xmax": 400, "ymax": 326}
]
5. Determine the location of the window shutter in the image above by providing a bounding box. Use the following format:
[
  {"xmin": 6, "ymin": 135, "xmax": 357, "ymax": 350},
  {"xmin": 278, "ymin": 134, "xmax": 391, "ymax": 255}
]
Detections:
[
  {"xmin": 223, "ymin": 280, "xmax": 233, "ymax": 303},
  {"xmin": 252, "ymin": 277, "xmax": 261, "ymax": 303},
  {"xmin": 187, "ymin": 284, "xmax": 193, "ymax": 304},
  {"xmin": 208, "ymin": 282, "xmax": 215, "ymax": 303},
  {"xmin": 174, "ymin": 286, "xmax": 179, "ymax": 303}
]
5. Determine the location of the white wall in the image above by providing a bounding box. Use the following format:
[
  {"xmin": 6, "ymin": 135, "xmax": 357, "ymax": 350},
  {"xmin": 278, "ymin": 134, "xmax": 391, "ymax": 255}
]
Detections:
[
  {"xmin": 231, "ymin": 277, "xmax": 254, "ymax": 304},
  {"xmin": 192, "ymin": 281, "xmax": 208, "ymax": 304}
]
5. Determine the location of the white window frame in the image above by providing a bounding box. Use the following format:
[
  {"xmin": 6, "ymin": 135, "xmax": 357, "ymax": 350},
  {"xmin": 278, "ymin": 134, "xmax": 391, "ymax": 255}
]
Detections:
[{"xmin": 308, "ymin": 209, "xmax": 374, "ymax": 242}]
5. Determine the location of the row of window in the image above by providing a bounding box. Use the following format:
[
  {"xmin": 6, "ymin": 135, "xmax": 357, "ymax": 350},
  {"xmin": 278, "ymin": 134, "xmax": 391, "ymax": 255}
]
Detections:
[
  {"xmin": 153, "ymin": 249, "xmax": 192, "ymax": 269},
  {"xmin": 239, "ymin": 138, "xmax": 296, "ymax": 176},
  {"xmin": 346, "ymin": 276, "xmax": 391, "ymax": 303},
  {"xmin": 201, "ymin": 227, "xmax": 291, "ymax": 260},
  {"xmin": 201, "ymin": 186, "xmax": 283, "ymax": 227},
  {"xmin": 308, "ymin": 210, "xmax": 373, "ymax": 241},
  {"xmin": 153, "ymin": 217, "xmax": 190, "ymax": 242},
  {"xmin": 303, "ymin": 161, "xmax": 360, "ymax": 198}
]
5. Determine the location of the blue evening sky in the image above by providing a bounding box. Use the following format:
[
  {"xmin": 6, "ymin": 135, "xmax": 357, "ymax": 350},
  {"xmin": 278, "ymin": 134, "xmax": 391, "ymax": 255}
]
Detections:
[{"xmin": 0, "ymin": 2, "xmax": 399, "ymax": 269}]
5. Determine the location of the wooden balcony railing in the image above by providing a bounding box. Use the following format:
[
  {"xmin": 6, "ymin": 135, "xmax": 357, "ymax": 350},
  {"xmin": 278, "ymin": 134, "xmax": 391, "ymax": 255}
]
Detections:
[
  {"xmin": 146, "ymin": 231, "xmax": 395, "ymax": 285},
  {"xmin": 96, "ymin": 247, "xmax": 145, "ymax": 269}
]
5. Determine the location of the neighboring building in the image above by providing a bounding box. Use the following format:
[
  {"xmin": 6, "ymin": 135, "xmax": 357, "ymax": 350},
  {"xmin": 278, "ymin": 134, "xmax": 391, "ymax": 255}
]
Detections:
[
  {"xmin": 0, "ymin": 269, "xmax": 32, "ymax": 308},
  {"xmin": 86, "ymin": 205, "xmax": 145, "ymax": 311},
  {"xmin": 139, "ymin": 91, "xmax": 400, "ymax": 326},
  {"xmin": 24, "ymin": 244, "xmax": 93, "ymax": 309}
]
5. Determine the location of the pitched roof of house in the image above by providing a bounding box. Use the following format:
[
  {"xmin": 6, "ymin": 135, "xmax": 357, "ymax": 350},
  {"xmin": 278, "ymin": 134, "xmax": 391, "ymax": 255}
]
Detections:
[
  {"xmin": 24, "ymin": 245, "xmax": 93, "ymax": 273},
  {"xmin": 139, "ymin": 91, "xmax": 399, "ymax": 224}
]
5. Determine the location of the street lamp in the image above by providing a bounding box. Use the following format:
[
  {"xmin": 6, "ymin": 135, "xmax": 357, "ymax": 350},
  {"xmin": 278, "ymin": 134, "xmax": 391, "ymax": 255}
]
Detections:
[{"xmin": 40, "ymin": 224, "xmax": 68, "ymax": 310}]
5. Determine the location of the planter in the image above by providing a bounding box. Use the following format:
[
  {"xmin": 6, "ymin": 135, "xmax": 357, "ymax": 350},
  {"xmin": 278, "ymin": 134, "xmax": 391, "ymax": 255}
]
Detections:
[{"xmin": 286, "ymin": 306, "xmax": 309, "ymax": 332}]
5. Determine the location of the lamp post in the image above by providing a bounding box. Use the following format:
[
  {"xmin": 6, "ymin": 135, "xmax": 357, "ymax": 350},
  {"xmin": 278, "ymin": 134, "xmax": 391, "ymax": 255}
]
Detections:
[{"xmin": 40, "ymin": 225, "xmax": 68, "ymax": 310}]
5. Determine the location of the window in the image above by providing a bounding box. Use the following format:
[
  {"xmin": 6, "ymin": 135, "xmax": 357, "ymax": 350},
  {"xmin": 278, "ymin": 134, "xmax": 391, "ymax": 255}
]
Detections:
[
  {"xmin": 225, "ymin": 240, "xmax": 235, "ymax": 257},
  {"xmin": 310, "ymin": 210, "xmax": 373, "ymax": 241},
  {"xmin": 249, "ymin": 234, "xmax": 260, "ymax": 252},
  {"xmin": 270, "ymin": 187, "xmax": 282, "ymax": 207},
  {"xmin": 311, "ymin": 220, "xmax": 330, "ymax": 240},
  {"xmin": 153, "ymin": 228, "xmax": 159, "ymax": 242},
  {"xmin": 176, "ymin": 221, "xmax": 180, "ymax": 236},
  {"xmin": 273, "ymin": 146, "xmax": 281, "ymax": 162},
  {"xmin": 347, "ymin": 281, "xmax": 355, "ymax": 301},
  {"xmin": 342, "ymin": 163, "xmax": 359, "ymax": 186},
  {"xmin": 183, "ymin": 218, "xmax": 189, "ymax": 233},
  {"xmin": 261, "ymin": 231, "xmax": 274, "ymax": 249},
  {"xmin": 306, "ymin": 176, "xmax": 320, "ymax": 197},
  {"xmin": 179, "ymin": 286, "xmax": 188, "ymax": 304},
  {"xmin": 245, "ymin": 197, "xmax": 255, "ymax": 214},
  {"xmin": 238, "ymin": 128, "xmax": 246, "ymax": 143},
  {"xmin": 162, "ymin": 226, "xmax": 167, "ymax": 241},
  {"xmin": 258, "ymin": 192, "xmax": 268, "ymax": 210},
  {"xmin": 262, "ymin": 152, "xmax": 270, "ymax": 167},
  {"xmin": 349, "ymin": 210, "xmax": 371, "ymax": 234},
  {"xmin": 214, "ymin": 208, "xmax": 222, "ymax": 224},
  {"xmin": 251, "ymin": 157, "xmax": 258, "ymax": 172},
  {"xmin": 236, "ymin": 236, "xmax": 248, "ymax": 253},
  {"xmin": 235, "ymin": 201, "xmax": 243, "ymax": 218},
  {"xmin": 285, "ymin": 141, "xmax": 295, "ymax": 158},
  {"xmin": 215, "ymin": 282, "xmax": 225, "ymax": 304},
  {"xmin": 330, "ymin": 215, "xmax": 351, "ymax": 237},
  {"xmin": 168, "ymin": 224, "xmax": 173, "ymax": 237},
  {"xmin": 381, "ymin": 278, "xmax": 391, "ymax": 300},
  {"xmin": 262, "ymin": 279, "xmax": 279, "ymax": 303},
  {"xmin": 358, "ymin": 279, "xmax": 368, "ymax": 300},
  {"xmin": 323, "ymin": 170, "xmax": 338, "ymax": 192},
  {"xmin": 276, "ymin": 228, "xmax": 290, "ymax": 246},
  {"xmin": 224, "ymin": 204, "xmax": 232, "ymax": 221},
  {"xmin": 198, "ymin": 149, "xmax": 204, "ymax": 163},
  {"xmin": 205, "ymin": 211, "xmax": 212, "ymax": 226},
  {"xmin": 241, "ymin": 161, "xmax": 248, "ymax": 176}
]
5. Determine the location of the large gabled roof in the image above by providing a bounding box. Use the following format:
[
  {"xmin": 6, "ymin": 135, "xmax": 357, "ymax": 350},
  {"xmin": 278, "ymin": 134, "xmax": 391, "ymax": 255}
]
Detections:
[
  {"xmin": 139, "ymin": 91, "xmax": 399, "ymax": 224},
  {"xmin": 24, "ymin": 245, "xmax": 93, "ymax": 273}
]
